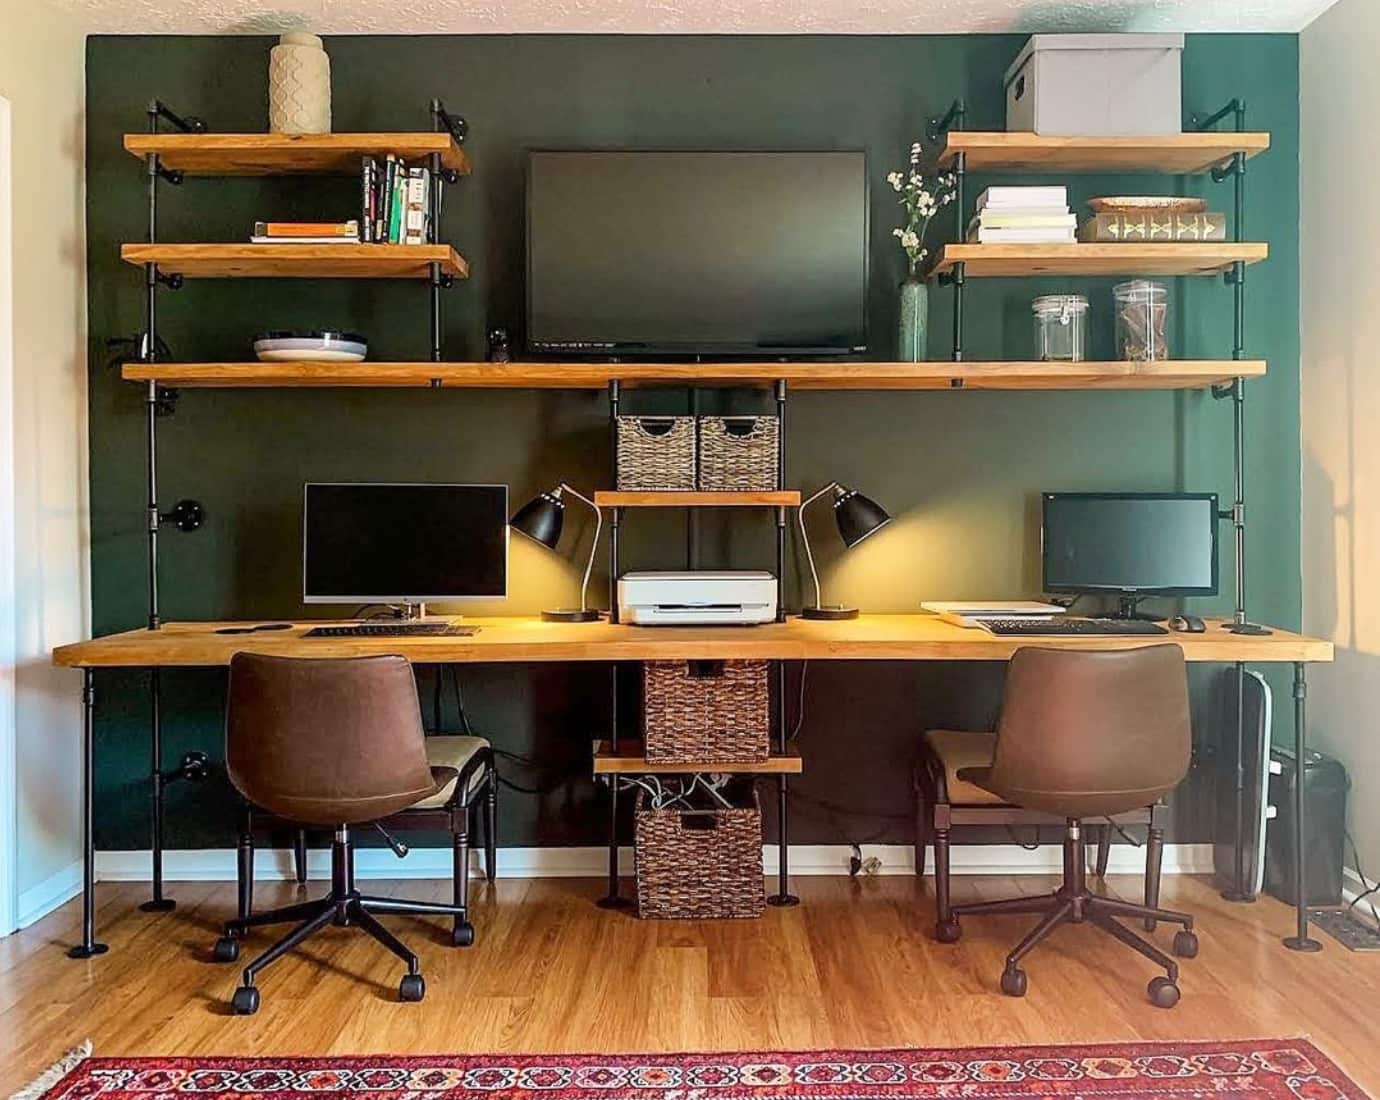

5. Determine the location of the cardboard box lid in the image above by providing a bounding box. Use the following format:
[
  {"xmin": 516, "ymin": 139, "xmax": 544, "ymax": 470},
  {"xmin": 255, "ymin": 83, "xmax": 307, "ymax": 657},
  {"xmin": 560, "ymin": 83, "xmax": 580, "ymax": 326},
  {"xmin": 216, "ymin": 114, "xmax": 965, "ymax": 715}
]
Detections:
[{"xmin": 1005, "ymin": 33, "xmax": 1185, "ymax": 86}]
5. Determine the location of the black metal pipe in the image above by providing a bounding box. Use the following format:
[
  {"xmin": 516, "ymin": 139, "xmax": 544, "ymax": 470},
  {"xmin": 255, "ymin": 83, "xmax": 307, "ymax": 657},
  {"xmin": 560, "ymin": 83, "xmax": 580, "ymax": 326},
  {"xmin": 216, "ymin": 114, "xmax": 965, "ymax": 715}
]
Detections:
[
  {"xmin": 145, "ymin": 381, "xmax": 160, "ymax": 630},
  {"xmin": 1284, "ymin": 663, "xmax": 1322, "ymax": 951},
  {"xmin": 951, "ymin": 150, "xmax": 966, "ymax": 363},
  {"xmin": 68, "ymin": 670, "xmax": 109, "ymax": 959},
  {"xmin": 138, "ymin": 668, "xmax": 175, "ymax": 912},
  {"xmin": 776, "ymin": 378, "xmax": 787, "ymax": 621}
]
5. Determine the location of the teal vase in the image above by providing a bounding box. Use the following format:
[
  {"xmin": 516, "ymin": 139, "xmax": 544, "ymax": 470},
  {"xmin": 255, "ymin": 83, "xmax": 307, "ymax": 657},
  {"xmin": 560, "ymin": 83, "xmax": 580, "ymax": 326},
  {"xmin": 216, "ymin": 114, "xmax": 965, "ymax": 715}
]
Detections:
[{"xmin": 897, "ymin": 276, "xmax": 928, "ymax": 362}]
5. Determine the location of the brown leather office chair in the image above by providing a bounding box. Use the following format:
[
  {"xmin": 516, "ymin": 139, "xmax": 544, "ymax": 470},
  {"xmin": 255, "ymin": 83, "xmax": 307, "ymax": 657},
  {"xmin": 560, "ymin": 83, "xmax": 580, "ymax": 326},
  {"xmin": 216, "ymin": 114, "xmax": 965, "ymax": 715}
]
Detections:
[
  {"xmin": 215, "ymin": 652, "xmax": 486, "ymax": 1015},
  {"xmin": 937, "ymin": 645, "xmax": 1199, "ymax": 1008}
]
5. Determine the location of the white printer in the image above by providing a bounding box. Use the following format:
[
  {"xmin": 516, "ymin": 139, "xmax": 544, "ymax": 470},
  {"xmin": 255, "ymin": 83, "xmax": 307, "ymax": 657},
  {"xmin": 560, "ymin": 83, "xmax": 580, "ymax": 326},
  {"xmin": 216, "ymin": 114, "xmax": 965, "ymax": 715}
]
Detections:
[{"xmin": 618, "ymin": 571, "xmax": 778, "ymax": 626}]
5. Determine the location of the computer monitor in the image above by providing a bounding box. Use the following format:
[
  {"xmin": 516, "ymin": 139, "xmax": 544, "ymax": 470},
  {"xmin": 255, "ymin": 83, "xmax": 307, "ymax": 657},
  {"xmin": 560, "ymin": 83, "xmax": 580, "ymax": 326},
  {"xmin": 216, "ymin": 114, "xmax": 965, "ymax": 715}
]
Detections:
[
  {"xmin": 1041, "ymin": 492, "xmax": 1219, "ymax": 619},
  {"xmin": 303, "ymin": 483, "xmax": 508, "ymax": 609}
]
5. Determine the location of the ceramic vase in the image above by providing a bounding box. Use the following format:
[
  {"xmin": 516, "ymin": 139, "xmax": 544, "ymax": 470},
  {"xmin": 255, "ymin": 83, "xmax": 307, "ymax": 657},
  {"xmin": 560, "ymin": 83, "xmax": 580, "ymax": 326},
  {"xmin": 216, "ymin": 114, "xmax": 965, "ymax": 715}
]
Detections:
[
  {"xmin": 897, "ymin": 276, "xmax": 928, "ymax": 362},
  {"xmin": 269, "ymin": 32, "xmax": 331, "ymax": 134}
]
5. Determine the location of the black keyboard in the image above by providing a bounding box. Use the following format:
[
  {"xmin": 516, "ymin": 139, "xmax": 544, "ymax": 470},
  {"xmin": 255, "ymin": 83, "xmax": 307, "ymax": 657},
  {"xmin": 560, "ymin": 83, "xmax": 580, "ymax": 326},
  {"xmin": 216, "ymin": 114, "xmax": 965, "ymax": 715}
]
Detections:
[
  {"xmin": 304, "ymin": 623, "xmax": 478, "ymax": 638},
  {"xmin": 979, "ymin": 618, "xmax": 1168, "ymax": 637}
]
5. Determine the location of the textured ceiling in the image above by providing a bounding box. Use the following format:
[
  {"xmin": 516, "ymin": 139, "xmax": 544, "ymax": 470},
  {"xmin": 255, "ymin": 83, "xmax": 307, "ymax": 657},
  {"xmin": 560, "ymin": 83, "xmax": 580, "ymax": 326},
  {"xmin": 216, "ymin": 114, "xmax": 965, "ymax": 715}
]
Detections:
[{"xmin": 51, "ymin": 0, "xmax": 1340, "ymax": 35}]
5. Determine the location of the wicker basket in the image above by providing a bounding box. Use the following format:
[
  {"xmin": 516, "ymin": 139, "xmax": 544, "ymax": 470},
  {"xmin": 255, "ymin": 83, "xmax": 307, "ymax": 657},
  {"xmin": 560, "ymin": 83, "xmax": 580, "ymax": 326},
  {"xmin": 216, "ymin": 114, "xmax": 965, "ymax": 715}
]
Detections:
[
  {"xmin": 634, "ymin": 785, "xmax": 765, "ymax": 919},
  {"xmin": 697, "ymin": 416, "xmax": 780, "ymax": 492},
  {"xmin": 643, "ymin": 659, "xmax": 770, "ymax": 763},
  {"xmin": 616, "ymin": 416, "xmax": 697, "ymax": 490}
]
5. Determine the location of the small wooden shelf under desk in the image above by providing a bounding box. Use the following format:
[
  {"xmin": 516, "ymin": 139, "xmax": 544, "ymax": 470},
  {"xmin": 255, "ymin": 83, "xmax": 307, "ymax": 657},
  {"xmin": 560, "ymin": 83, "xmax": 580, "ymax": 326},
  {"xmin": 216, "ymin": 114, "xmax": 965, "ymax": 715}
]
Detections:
[
  {"xmin": 123, "ymin": 132, "xmax": 471, "ymax": 177},
  {"xmin": 594, "ymin": 491, "xmax": 800, "ymax": 508},
  {"xmin": 592, "ymin": 741, "xmax": 803, "ymax": 775},
  {"xmin": 929, "ymin": 242, "xmax": 1268, "ymax": 279},
  {"xmin": 120, "ymin": 243, "xmax": 469, "ymax": 280},
  {"xmin": 937, "ymin": 131, "xmax": 1271, "ymax": 175},
  {"xmin": 120, "ymin": 360, "xmax": 1266, "ymax": 392}
]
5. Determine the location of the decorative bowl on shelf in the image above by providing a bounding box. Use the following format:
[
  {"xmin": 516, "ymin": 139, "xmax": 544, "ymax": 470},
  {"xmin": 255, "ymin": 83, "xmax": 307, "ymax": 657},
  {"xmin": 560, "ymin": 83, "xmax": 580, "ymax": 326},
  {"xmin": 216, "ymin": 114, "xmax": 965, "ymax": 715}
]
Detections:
[
  {"xmin": 1088, "ymin": 196, "xmax": 1208, "ymax": 214},
  {"xmin": 253, "ymin": 331, "xmax": 368, "ymax": 362}
]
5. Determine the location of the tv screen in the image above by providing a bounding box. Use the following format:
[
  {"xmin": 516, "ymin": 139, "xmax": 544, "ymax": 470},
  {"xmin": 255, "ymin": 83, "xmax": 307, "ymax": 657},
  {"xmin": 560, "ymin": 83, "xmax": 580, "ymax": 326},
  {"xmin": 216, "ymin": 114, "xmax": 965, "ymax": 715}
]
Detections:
[{"xmin": 526, "ymin": 151, "xmax": 868, "ymax": 357}]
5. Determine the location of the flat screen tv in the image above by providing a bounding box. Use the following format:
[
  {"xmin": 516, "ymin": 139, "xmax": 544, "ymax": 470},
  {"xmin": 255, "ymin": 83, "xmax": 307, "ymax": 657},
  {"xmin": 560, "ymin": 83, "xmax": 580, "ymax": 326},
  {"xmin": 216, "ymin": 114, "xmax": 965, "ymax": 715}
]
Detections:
[{"xmin": 526, "ymin": 151, "xmax": 868, "ymax": 358}]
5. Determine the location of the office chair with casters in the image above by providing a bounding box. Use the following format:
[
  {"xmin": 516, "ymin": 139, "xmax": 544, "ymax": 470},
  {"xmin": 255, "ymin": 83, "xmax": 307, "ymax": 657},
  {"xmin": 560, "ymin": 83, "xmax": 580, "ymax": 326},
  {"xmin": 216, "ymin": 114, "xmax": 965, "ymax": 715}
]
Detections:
[
  {"xmin": 935, "ymin": 645, "xmax": 1199, "ymax": 1008},
  {"xmin": 215, "ymin": 652, "xmax": 487, "ymax": 1015}
]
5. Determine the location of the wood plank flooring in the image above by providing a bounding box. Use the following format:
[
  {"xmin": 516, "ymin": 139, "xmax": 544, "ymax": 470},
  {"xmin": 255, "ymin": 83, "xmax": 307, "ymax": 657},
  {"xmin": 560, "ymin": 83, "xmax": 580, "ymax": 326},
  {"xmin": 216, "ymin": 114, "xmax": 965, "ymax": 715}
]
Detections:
[{"xmin": 2, "ymin": 875, "xmax": 1377, "ymax": 1095}]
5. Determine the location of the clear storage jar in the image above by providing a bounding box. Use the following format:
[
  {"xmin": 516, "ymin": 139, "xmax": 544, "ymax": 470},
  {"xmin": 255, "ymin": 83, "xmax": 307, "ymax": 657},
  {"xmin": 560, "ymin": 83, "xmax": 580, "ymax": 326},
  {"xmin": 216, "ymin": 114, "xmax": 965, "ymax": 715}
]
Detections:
[
  {"xmin": 1113, "ymin": 280, "xmax": 1169, "ymax": 361},
  {"xmin": 1032, "ymin": 295, "xmax": 1089, "ymax": 362}
]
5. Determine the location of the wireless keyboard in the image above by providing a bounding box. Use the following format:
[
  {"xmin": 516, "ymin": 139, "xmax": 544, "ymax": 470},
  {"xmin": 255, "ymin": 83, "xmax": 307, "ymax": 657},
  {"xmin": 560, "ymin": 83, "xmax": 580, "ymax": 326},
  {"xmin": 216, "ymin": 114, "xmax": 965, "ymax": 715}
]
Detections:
[
  {"xmin": 304, "ymin": 623, "xmax": 478, "ymax": 638},
  {"xmin": 978, "ymin": 618, "xmax": 1168, "ymax": 637}
]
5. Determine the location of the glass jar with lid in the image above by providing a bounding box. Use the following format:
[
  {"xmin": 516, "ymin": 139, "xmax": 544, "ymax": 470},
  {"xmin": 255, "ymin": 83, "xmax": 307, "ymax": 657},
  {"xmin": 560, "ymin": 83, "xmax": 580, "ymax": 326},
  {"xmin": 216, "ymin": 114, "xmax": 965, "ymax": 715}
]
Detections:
[
  {"xmin": 1113, "ymin": 280, "xmax": 1169, "ymax": 361},
  {"xmin": 1032, "ymin": 294, "xmax": 1089, "ymax": 362}
]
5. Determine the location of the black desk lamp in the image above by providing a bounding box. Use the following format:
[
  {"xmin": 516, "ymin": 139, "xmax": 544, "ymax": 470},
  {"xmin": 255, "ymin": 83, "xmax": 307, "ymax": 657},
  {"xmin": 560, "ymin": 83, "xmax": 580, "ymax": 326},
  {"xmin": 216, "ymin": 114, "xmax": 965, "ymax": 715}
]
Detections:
[
  {"xmin": 510, "ymin": 484, "xmax": 604, "ymax": 622},
  {"xmin": 798, "ymin": 482, "xmax": 891, "ymax": 620}
]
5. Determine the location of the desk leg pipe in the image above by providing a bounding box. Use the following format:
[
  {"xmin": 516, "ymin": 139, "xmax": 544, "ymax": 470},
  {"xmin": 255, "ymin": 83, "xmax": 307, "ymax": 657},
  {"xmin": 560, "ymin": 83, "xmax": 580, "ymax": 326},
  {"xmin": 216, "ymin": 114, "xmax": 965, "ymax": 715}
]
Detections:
[
  {"xmin": 68, "ymin": 669, "xmax": 109, "ymax": 959},
  {"xmin": 1284, "ymin": 662, "xmax": 1322, "ymax": 952},
  {"xmin": 140, "ymin": 668, "xmax": 175, "ymax": 912},
  {"xmin": 768, "ymin": 775, "xmax": 799, "ymax": 907},
  {"xmin": 597, "ymin": 779, "xmax": 629, "ymax": 909}
]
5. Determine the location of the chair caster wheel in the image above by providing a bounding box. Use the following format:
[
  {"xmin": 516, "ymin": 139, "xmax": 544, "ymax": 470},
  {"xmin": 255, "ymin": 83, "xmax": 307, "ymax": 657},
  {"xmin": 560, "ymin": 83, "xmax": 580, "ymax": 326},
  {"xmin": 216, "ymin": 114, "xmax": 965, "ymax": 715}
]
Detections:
[
  {"xmin": 231, "ymin": 985, "xmax": 260, "ymax": 1015},
  {"xmin": 935, "ymin": 920, "xmax": 961, "ymax": 944},
  {"xmin": 1000, "ymin": 966, "xmax": 1028, "ymax": 998},
  {"xmin": 1148, "ymin": 976, "xmax": 1180, "ymax": 1008},
  {"xmin": 212, "ymin": 936, "xmax": 240, "ymax": 963},
  {"xmin": 1173, "ymin": 930, "xmax": 1199, "ymax": 958},
  {"xmin": 399, "ymin": 973, "xmax": 426, "ymax": 1002},
  {"xmin": 451, "ymin": 922, "xmax": 475, "ymax": 947}
]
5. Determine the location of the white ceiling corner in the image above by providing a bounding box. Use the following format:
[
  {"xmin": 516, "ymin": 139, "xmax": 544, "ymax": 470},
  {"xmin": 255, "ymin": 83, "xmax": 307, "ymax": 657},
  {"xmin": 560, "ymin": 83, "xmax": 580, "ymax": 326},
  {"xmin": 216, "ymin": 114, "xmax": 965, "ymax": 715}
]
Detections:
[{"xmin": 48, "ymin": 0, "xmax": 1342, "ymax": 37}]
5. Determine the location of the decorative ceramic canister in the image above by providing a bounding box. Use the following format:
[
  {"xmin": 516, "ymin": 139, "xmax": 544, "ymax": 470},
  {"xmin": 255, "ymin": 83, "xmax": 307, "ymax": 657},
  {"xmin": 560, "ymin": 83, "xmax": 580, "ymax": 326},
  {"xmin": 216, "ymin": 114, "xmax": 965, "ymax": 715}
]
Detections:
[{"xmin": 268, "ymin": 32, "xmax": 331, "ymax": 134}]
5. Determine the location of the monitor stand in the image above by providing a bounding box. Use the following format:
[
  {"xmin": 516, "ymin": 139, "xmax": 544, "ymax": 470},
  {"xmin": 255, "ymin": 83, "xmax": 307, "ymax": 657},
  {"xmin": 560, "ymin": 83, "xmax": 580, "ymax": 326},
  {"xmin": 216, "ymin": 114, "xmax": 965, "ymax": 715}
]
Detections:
[
  {"xmin": 396, "ymin": 602, "xmax": 454, "ymax": 622},
  {"xmin": 1092, "ymin": 594, "xmax": 1162, "ymax": 623}
]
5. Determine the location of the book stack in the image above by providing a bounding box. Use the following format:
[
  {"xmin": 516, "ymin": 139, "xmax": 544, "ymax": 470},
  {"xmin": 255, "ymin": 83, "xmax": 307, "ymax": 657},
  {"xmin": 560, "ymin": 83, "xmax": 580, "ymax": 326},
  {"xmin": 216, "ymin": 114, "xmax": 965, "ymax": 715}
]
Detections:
[
  {"xmin": 968, "ymin": 186, "xmax": 1075, "ymax": 244},
  {"xmin": 360, "ymin": 155, "xmax": 437, "ymax": 245},
  {"xmin": 251, "ymin": 220, "xmax": 359, "ymax": 244}
]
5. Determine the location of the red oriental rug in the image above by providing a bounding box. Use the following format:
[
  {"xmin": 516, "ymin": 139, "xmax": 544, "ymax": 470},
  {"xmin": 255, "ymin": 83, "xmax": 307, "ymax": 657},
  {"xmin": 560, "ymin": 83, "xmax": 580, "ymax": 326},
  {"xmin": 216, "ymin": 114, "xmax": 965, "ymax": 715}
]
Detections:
[{"xmin": 28, "ymin": 1040, "xmax": 1370, "ymax": 1100}]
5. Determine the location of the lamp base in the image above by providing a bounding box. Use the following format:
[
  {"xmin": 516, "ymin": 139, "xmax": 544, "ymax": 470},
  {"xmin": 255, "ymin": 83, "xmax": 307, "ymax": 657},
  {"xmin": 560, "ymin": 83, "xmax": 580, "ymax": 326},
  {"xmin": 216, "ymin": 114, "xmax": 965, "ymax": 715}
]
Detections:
[
  {"xmin": 542, "ymin": 608, "xmax": 602, "ymax": 623},
  {"xmin": 801, "ymin": 605, "xmax": 859, "ymax": 621}
]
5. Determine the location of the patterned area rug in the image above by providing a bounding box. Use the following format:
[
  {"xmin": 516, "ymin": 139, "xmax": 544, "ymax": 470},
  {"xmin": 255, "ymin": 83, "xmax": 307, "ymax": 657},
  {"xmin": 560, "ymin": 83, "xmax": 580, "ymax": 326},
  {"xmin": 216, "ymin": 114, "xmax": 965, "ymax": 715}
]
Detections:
[{"xmin": 29, "ymin": 1040, "xmax": 1369, "ymax": 1100}]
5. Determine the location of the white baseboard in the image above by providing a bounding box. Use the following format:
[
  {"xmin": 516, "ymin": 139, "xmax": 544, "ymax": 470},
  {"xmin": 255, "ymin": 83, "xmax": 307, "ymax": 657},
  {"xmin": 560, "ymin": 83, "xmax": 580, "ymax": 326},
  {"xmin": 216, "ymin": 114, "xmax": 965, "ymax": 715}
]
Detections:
[
  {"xmin": 17, "ymin": 860, "xmax": 83, "ymax": 928},
  {"xmin": 95, "ymin": 842, "xmax": 1214, "ymax": 883},
  {"xmin": 1342, "ymin": 866, "xmax": 1380, "ymax": 930}
]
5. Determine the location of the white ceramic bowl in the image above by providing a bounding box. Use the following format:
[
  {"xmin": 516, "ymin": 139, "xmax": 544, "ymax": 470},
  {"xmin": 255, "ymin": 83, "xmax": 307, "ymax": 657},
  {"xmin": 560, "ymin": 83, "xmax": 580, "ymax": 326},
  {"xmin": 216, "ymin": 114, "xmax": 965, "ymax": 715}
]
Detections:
[{"xmin": 253, "ymin": 331, "xmax": 368, "ymax": 362}]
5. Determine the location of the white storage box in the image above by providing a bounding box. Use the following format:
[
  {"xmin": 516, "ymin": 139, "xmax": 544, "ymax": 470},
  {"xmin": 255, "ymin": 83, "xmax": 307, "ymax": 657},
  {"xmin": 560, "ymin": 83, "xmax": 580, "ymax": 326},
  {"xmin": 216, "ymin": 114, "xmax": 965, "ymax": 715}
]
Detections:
[{"xmin": 1005, "ymin": 34, "xmax": 1183, "ymax": 136}]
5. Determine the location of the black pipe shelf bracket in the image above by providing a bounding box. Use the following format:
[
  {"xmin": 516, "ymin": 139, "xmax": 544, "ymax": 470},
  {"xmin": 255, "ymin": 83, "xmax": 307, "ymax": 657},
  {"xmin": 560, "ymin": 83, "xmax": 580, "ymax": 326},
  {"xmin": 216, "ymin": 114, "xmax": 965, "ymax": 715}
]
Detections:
[{"xmin": 927, "ymin": 99, "xmax": 967, "ymax": 363}]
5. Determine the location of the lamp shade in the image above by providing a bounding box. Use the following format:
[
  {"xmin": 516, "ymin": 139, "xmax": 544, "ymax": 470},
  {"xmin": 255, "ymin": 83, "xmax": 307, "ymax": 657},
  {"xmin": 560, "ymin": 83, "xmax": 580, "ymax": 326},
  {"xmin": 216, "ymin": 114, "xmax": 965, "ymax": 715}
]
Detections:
[
  {"xmin": 510, "ymin": 491, "xmax": 564, "ymax": 550},
  {"xmin": 834, "ymin": 488, "xmax": 891, "ymax": 548}
]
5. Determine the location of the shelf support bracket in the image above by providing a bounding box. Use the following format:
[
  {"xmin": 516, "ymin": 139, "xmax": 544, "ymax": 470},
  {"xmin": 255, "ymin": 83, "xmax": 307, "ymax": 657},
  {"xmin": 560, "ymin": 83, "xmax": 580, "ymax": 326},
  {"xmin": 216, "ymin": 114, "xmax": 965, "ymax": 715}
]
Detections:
[
  {"xmin": 926, "ymin": 98, "xmax": 966, "ymax": 145},
  {"xmin": 146, "ymin": 98, "xmax": 206, "ymax": 135}
]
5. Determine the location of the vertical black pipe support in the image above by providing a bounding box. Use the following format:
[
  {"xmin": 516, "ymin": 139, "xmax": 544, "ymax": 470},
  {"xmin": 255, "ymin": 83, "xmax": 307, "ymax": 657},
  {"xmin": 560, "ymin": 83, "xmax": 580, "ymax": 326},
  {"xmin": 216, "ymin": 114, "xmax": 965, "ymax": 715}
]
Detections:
[
  {"xmin": 775, "ymin": 379, "xmax": 787, "ymax": 623},
  {"xmin": 428, "ymin": 100, "xmax": 445, "ymax": 362},
  {"xmin": 68, "ymin": 669, "xmax": 109, "ymax": 958},
  {"xmin": 929, "ymin": 100, "xmax": 967, "ymax": 362},
  {"xmin": 1220, "ymin": 660, "xmax": 1253, "ymax": 902},
  {"xmin": 139, "ymin": 668, "xmax": 174, "ymax": 912},
  {"xmin": 1283, "ymin": 663, "xmax": 1322, "ymax": 951},
  {"xmin": 598, "ymin": 378, "xmax": 629, "ymax": 909}
]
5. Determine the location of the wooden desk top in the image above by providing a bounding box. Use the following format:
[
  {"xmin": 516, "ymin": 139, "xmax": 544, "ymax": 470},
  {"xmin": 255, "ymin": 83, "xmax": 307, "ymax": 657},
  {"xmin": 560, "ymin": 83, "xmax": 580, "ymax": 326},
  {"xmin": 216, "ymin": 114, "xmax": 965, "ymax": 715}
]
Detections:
[{"xmin": 51, "ymin": 615, "xmax": 1333, "ymax": 668}]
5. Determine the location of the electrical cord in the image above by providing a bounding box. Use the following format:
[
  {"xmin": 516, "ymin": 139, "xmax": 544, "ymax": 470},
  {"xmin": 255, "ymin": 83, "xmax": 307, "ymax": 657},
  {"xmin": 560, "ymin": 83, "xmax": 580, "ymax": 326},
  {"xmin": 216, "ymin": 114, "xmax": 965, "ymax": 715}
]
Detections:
[
  {"xmin": 1345, "ymin": 831, "xmax": 1380, "ymax": 925},
  {"xmin": 788, "ymin": 661, "xmax": 809, "ymax": 742}
]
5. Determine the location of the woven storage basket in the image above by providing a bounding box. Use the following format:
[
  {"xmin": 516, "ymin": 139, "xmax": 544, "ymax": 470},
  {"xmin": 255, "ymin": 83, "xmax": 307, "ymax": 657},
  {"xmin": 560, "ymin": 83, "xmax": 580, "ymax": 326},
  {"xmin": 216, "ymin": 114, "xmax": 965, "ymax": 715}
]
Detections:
[
  {"xmin": 643, "ymin": 659, "xmax": 770, "ymax": 763},
  {"xmin": 616, "ymin": 416, "xmax": 697, "ymax": 490},
  {"xmin": 634, "ymin": 786, "xmax": 765, "ymax": 919},
  {"xmin": 697, "ymin": 416, "xmax": 780, "ymax": 491}
]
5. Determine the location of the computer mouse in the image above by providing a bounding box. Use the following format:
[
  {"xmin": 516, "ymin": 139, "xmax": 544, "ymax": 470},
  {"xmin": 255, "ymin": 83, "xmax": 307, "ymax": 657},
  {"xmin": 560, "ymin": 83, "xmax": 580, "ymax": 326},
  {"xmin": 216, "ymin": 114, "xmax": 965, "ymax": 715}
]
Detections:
[{"xmin": 1168, "ymin": 614, "xmax": 1207, "ymax": 633}]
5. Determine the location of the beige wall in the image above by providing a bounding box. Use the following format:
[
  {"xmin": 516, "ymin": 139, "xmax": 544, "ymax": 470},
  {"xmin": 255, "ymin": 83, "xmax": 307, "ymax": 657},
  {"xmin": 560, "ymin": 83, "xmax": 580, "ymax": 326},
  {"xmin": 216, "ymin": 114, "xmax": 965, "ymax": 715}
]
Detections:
[
  {"xmin": 1301, "ymin": 0, "xmax": 1380, "ymax": 890},
  {"xmin": 0, "ymin": 3, "xmax": 89, "ymax": 925}
]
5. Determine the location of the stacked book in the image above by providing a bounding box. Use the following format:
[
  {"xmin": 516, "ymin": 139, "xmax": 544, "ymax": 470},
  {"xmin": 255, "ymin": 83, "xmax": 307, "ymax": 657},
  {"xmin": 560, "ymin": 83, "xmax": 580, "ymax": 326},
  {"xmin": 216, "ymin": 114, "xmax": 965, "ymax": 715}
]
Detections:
[
  {"xmin": 360, "ymin": 155, "xmax": 437, "ymax": 245},
  {"xmin": 252, "ymin": 220, "xmax": 359, "ymax": 244},
  {"xmin": 967, "ymin": 186, "xmax": 1075, "ymax": 244}
]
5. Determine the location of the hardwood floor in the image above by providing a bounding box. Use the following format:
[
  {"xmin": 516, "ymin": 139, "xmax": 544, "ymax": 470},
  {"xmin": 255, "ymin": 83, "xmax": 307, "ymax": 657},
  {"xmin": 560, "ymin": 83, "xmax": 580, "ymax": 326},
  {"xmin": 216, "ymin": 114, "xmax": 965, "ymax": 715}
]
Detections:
[{"xmin": 2, "ymin": 874, "xmax": 1377, "ymax": 1095}]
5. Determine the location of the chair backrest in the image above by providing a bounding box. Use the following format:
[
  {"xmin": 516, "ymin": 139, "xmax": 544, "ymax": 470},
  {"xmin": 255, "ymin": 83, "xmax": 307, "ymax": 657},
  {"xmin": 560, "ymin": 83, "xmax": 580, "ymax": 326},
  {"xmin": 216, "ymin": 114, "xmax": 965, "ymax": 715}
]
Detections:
[
  {"xmin": 225, "ymin": 652, "xmax": 436, "ymax": 826},
  {"xmin": 987, "ymin": 645, "xmax": 1191, "ymax": 818}
]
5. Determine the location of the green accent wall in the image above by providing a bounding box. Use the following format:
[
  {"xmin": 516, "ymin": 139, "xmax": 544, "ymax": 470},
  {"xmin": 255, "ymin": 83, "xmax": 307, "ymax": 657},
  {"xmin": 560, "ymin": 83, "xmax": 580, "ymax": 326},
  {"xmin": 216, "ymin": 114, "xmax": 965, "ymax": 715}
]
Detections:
[{"xmin": 85, "ymin": 34, "xmax": 1300, "ymax": 851}]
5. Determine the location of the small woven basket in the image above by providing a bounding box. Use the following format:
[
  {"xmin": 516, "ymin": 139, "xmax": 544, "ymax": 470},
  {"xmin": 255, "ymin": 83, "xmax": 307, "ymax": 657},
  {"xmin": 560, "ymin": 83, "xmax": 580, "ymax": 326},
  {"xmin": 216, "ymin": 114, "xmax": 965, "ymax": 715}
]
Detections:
[
  {"xmin": 697, "ymin": 416, "xmax": 780, "ymax": 491},
  {"xmin": 634, "ymin": 786, "xmax": 765, "ymax": 920},
  {"xmin": 643, "ymin": 659, "xmax": 770, "ymax": 763},
  {"xmin": 616, "ymin": 416, "xmax": 697, "ymax": 490}
]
